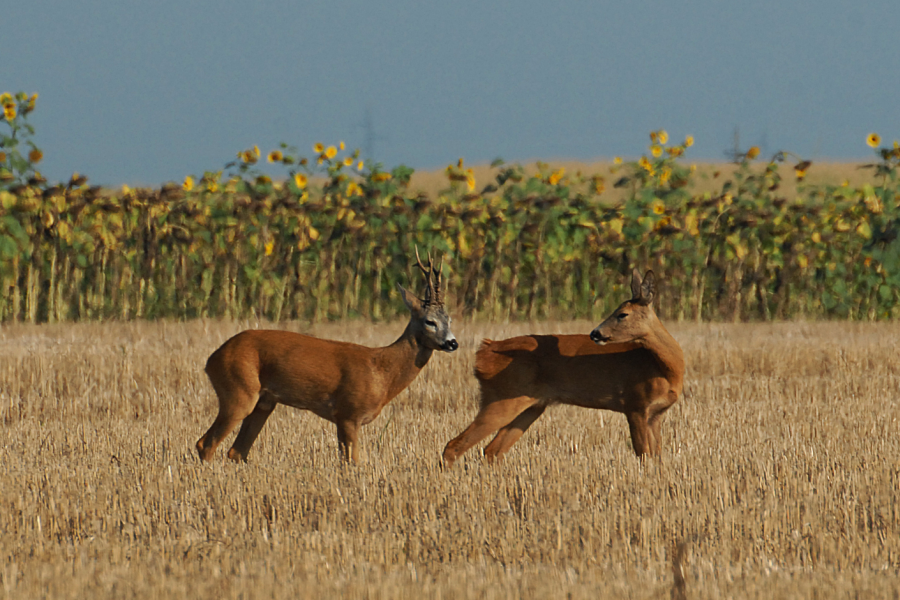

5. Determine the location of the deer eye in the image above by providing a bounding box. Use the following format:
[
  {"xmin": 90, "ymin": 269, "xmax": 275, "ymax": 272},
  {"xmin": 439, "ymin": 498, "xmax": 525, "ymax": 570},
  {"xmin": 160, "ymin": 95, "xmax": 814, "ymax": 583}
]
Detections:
[
  {"xmin": 425, "ymin": 320, "xmax": 437, "ymax": 329},
  {"xmin": 617, "ymin": 313, "xmax": 628, "ymax": 321}
]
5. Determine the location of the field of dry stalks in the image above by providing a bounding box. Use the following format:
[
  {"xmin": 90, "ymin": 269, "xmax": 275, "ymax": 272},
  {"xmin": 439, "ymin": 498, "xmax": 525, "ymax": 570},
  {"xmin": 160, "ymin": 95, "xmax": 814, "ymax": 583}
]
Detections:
[{"xmin": 1, "ymin": 318, "xmax": 898, "ymax": 599}]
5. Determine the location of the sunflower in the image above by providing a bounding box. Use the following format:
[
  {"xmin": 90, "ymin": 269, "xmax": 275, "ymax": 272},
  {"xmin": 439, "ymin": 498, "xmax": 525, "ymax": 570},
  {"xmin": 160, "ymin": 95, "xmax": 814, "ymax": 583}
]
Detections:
[
  {"xmin": 548, "ymin": 168, "xmax": 565, "ymax": 186},
  {"xmin": 658, "ymin": 130, "xmax": 668, "ymax": 144},
  {"xmin": 325, "ymin": 146, "xmax": 337, "ymax": 159},
  {"xmin": 25, "ymin": 93, "xmax": 37, "ymax": 114},
  {"xmin": 650, "ymin": 145, "xmax": 662, "ymax": 158},
  {"xmin": 0, "ymin": 93, "xmax": 12, "ymax": 105},
  {"xmin": 746, "ymin": 146, "xmax": 760, "ymax": 160},
  {"xmin": 183, "ymin": 176, "xmax": 194, "ymax": 192},
  {"xmin": 357, "ymin": 161, "xmax": 364, "ymax": 170},
  {"xmin": 685, "ymin": 135, "xmax": 694, "ymax": 148},
  {"xmin": 293, "ymin": 173, "xmax": 308, "ymax": 189},
  {"xmin": 314, "ymin": 142, "xmax": 324, "ymax": 153},
  {"xmin": 613, "ymin": 156, "xmax": 622, "ymax": 165},
  {"xmin": 339, "ymin": 141, "xmax": 345, "ymax": 151},
  {"xmin": 867, "ymin": 133, "xmax": 881, "ymax": 148},
  {"xmin": 343, "ymin": 156, "xmax": 353, "ymax": 167},
  {"xmin": 267, "ymin": 150, "xmax": 284, "ymax": 163},
  {"xmin": 3, "ymin": 104, "xmax": 16, "ymax": 121}
]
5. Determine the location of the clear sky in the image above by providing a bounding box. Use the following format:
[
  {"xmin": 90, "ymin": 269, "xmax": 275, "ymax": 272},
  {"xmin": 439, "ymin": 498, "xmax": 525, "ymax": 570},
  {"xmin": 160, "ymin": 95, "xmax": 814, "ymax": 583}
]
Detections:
[{"xmin": 6, "ymin": 0, "xmax": 898, "ymax": 186}]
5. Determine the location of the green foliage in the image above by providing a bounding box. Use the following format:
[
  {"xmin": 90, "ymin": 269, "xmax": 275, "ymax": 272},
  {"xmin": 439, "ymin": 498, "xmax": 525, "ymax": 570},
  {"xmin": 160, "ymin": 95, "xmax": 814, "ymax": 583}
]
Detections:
[
  {"xmin": 0, "ymin": 91, "xmax": 42, "ymax": 188},
  {"xmin": 2, "ymin": 94, "xmax": 900, "ymax": 323}
]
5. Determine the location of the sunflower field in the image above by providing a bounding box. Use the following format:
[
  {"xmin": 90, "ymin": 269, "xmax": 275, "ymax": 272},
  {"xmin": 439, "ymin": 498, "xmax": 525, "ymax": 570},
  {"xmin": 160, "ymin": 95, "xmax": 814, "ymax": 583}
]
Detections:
[{"xmin": 2, "ymin": 90, "xmax": 900, "ymax": 324}]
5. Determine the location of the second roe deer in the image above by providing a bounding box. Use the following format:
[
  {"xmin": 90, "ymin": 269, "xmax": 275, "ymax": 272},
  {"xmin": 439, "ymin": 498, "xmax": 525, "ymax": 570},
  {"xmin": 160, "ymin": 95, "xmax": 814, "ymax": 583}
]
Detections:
[
  {"xmin": 442, "ymin": 269, "xmax": 683, "ymax": 467},
  {"xmin": 196, "ymin": 249, "xmax": 458, "ymax": 463}
]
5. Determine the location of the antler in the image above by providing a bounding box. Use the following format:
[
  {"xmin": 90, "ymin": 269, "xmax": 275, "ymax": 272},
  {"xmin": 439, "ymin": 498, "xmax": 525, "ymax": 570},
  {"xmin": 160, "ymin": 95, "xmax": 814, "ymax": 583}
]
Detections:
[{"xmin": 414, "ymin": 245, "xmax": 444, "ymax": 306}]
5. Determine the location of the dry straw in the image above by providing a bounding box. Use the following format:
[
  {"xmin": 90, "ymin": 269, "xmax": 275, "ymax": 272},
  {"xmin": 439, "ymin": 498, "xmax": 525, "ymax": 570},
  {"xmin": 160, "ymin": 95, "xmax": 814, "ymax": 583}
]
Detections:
[{"xmin": 0, "ymin": 319, "xmax": 898, "ymax": 598}]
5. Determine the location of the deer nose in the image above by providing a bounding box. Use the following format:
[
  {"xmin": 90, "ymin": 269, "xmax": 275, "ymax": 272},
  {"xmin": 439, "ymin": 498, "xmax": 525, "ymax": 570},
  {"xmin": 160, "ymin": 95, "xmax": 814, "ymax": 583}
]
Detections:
[
  {"xmin": 590, "ymin": 329, "xmax": 608, "ymax": 344},
  {"xmin": 442, "ymin": 339, "xmax": 459, "ymax": 352}
]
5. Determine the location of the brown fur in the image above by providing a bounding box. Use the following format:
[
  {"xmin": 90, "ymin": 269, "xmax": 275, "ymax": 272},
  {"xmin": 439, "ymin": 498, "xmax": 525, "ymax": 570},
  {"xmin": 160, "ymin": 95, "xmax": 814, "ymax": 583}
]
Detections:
[
  {"xmin": 442, "ymin": 269, "xmax": 684, "ymax": 467},
  {"xmin": 196, "ymin": 254, "xmax": 457, "ymax": 463}
]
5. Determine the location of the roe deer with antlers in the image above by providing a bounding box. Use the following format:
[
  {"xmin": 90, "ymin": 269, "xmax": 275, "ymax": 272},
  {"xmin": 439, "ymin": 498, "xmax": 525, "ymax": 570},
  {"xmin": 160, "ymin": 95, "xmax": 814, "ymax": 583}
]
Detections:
[
  {"xmin": 442, "ymin": 269, "xmax": 683, "ymax": 467},
  {"xmin": 197, "ymin": 250, "xmax": 458, "ymax": 463}
]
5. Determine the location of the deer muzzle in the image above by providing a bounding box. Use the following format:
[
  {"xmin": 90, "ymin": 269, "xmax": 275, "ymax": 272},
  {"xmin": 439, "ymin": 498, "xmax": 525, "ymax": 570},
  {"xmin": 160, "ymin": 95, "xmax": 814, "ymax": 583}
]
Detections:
[
  {"xmin": 590, "ymin": 329, "xmax": 610, "ymax": 344},
  {"xmin": 441, "ymin": 338, "xmax": 459, "ymax": 352}
]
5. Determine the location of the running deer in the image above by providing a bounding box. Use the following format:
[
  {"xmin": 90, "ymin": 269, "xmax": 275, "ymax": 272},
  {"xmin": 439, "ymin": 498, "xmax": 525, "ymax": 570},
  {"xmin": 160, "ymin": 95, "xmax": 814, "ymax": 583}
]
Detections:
[
  {"xmin": 196, "ymin": 250, "xmax": 458, "ymax": 463},
  {"xmin": 442, "ymin": 269, "xmax": 683, "ymax": 467}
]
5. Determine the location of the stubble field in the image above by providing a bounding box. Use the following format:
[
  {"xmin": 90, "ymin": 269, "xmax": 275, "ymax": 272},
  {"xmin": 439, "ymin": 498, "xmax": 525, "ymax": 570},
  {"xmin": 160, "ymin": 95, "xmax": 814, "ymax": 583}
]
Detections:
[{"xmin": 0, "ymin": 318, "xmax": 898, "ymax": 599}]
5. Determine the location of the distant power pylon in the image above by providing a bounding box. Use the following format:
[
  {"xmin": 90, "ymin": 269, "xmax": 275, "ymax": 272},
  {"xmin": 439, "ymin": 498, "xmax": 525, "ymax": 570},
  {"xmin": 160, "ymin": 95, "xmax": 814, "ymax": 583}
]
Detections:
[
  {"xmin": 353, "ymin": 106, "xmax": 387, "ymax": 162},
  {"xmin": 723, "ymin": 126, "xmax": 743, "ymax": 163},
  {"xmin": 723, "ymin": 126, "xmax": 770, "ymax": 162}
]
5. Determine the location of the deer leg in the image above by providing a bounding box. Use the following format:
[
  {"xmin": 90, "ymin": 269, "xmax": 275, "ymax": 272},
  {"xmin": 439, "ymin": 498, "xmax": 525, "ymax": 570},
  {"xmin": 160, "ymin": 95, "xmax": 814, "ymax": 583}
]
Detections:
[
  {"xmin": 198, "ymin": 363, "xmax": 261, "ymax": 462},
  {"xmin": 442, "ymin": 396, "xmax": 536, "ymax": 468},
  {"xmin": 196, "ymin": 404, "xmax": 253, "ymax": 462},
  {"xmin": 647, "ymin": 408, "xmax": 670, "ymax": 455},
  {"xmin": 336, "ymin": 419, "xmax": 360, "ymax": 463},
  {"xmin": 227, "ymin": 393, "xmax": 277, "ymax": 463},
  {"xmin": 625, "ymin": 411, "xmax": 653, "ymax": 459},
  {"xmin": 483, "ymin": 404, "xmax": 547, "ymax": 463}
]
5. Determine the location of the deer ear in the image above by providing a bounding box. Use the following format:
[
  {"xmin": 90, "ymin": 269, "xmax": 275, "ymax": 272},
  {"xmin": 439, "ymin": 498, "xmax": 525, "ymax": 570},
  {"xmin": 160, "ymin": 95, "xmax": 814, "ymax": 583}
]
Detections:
[
  {"xmin": 397, "ymin": 283, "xmax": 424, "ymax": 313},
  {"xmin": 638, "ymin": 270, "xmax": 656, "ymax": 306},
  {"xmin": 630, "ymin": 269, "xmax": 643, "ymax": 300}
]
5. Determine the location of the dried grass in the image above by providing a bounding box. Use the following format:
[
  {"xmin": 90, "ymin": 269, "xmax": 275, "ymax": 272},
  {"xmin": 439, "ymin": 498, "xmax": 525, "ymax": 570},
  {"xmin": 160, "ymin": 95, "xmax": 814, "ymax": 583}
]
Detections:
[
  {"xmin": 0, "ymin": 319, "xmax": 898, "ymax": 598},
  {"xmin": 406, "ymin": 160, "xmax": 874, "ymax": 204}
]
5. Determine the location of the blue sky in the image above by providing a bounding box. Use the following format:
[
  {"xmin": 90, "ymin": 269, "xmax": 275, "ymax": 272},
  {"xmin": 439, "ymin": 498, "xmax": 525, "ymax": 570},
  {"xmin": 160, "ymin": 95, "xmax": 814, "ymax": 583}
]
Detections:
[{"xmin": 5, "ymin": 0, "xmax": 898, "ymax": 185}]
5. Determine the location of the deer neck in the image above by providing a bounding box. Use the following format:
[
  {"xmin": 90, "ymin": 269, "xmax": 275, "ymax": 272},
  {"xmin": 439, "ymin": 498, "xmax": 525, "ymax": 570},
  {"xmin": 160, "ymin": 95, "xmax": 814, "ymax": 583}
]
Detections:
[
  {"xmin": 377, "ymin": 321, "xmax": 434, "ymax": 400},
  {"xmin": 638, "ymin": 317, "xmax": 684, "ymax": 387}
]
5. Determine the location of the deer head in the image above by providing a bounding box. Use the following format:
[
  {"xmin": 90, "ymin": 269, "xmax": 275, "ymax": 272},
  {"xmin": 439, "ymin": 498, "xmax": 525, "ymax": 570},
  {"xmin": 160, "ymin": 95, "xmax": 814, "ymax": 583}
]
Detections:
[
  {"xmin": 590, "ymin": 269, "xmax": 658, "ymax": 345},
  {"xmin": 397, "ymin": 247, "xmax": 458, "ymax": 352}
]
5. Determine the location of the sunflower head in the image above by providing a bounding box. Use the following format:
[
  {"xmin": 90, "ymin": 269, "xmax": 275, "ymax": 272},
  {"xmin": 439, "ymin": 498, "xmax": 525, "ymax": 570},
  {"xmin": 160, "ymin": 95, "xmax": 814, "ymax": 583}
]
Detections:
[{"xmin": 867, "ymin": 133, "xmax": 881, "ymax": 148}]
